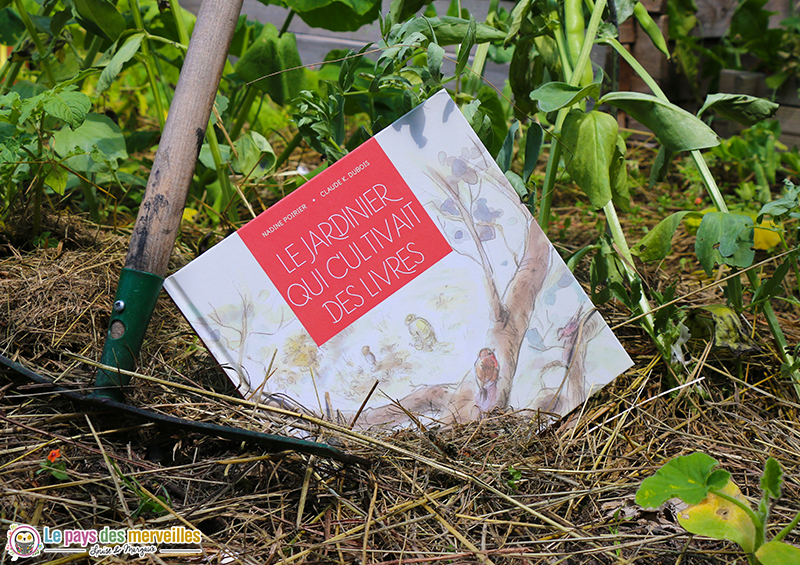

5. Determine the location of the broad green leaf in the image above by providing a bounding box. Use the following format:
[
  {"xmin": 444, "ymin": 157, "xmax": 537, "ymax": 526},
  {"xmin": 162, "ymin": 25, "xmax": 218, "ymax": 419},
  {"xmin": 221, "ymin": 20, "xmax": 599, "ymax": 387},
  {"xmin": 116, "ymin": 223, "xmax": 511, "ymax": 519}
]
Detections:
[
  {"xmin": 530, "ymin": 82, "xmax": 601, "ymax": 113},
  {"xmin": 73, "ymin": 0, "xmax": 126, "ymax": 41},
  {"xmin": 648, "ymin": 145, "xmax": 673, "ymax": 189},
  {"xmin": 505, "ymin": 0, "xmax": 532, "ymax": 44},
  {"xmin": 0, "ymin": 6, "xmax": 25, "ymax": 45},
  {"xmin": 757, "ymin": 182, "xmax": 799, "ymax": 222},
  {"xmin": 401, "ymin": 16, "xmax": 506, "ymax": 46},
  {"xmin": 561, "ymin": 109, "xmax": 618, "ymax": 210},
  {"xmin": 53, "ymin": 113, "xmax": 127, "ymax": 173},
  {"xmin": 636, "ymin": 452, "xmax": 721, "ymax": 508},
  {"xmin": 235, "ymin": 24, "xmax": 305, "ymax": 106},
  {"xmin": 281, "ymin": 0, "xmax": 381, "ymax": 32},
  {"xmin": 698, "ymin": 93, "xmax": 779, "ymax": 126},
  {"xmin": 677, "ymin": 479, "xmax": 756, "ymax": 554},
  {"xmin": 42, "ymin": 91, "xmax": 91, "ymax": 129},
  {"xmin": 633, "ymin": 211, "xmax": 701, "ymax": 262},
  {"xmin": 694, "ymin": 304, "xmax": 761, "ymax": 356},
  {"xmin": 600, "ymin": 92, "xmax": 720, "ymax": 152},
  {"xmin": 755, "ymin": 541, "xmax": 800, "ymax": 564},
  {"xmin": 233, "ymin": 131, "xmax": 276, "ymax": 175},
  {"xmin": 198, "ymin": 143, "xmax": 231, "ymax": 170},
  {"xmin": 477, "ymin": 85, "xmax": 508, "ymax": 157},
  {"xmin": 496, "ymin": 120, "xmax": 518, "ymax": 173},
  {"xmin": 455, "ymin": 16, "xmax": 476, "ymax": 77},
  {"xmin": 695, "ymin": 212, "xmax": 754, "ymax": 275},
  {"xmin": 427, "ymin": 42, "xmax": 444, "ymax": 81},
  {"xmin": 388, "ymin": 0, "xmax": 433, "ymax": 26},
  {"xmin": 96, "ymin": 33, "xmax": 145, "ymax": 95},
  {"xmin": 761, "ymin": 457, "xmax": 783, "ymax": 500},
  {"xmin": 45, "ymin": 163, "xmax": 68, "ymax": 195},
  {"xmin": 523, "ymin": 122, "xmax": 543, "ymax": 184},
  {"xmin": 613, "ymin": 0, "xmax": 637, "ymax": 24}
]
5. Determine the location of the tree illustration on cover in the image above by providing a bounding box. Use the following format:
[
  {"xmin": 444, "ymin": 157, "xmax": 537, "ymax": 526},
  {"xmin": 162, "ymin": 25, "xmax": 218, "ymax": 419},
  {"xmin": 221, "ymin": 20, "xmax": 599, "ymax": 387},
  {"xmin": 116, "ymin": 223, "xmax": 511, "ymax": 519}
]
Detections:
[{"xmin": 355, "ymin": 132, "xmax": 608, "ymax": 425}]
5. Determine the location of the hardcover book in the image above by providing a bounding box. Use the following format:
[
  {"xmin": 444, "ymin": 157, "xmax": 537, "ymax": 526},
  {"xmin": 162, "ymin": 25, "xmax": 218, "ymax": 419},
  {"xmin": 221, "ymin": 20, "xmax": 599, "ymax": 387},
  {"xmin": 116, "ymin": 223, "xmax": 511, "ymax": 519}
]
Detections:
[{"xmin": 164, "ymin": 90, "xmax": 633, "ymax": 429}]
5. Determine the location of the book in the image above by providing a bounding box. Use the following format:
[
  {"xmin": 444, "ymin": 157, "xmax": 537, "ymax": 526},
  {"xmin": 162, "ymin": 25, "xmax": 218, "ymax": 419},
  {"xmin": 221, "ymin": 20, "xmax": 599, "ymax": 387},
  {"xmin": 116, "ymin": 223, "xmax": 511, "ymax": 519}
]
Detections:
[{"xmin": 164, "ymin": 90, "xmax": 633, "ymax": 429}]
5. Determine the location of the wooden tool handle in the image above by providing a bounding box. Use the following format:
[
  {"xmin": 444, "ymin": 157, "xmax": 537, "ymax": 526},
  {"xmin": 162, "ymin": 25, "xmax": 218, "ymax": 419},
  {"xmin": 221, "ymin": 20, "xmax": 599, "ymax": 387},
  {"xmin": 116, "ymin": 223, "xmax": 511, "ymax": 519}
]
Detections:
[{"xmin": 125, "ymin": 0, "xmax": 245, "ymax": 276}]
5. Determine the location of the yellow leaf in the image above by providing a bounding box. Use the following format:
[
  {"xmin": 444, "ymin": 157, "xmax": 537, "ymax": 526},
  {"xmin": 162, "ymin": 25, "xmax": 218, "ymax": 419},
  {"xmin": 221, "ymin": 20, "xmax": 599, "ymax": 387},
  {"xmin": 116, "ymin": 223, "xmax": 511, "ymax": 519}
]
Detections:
[
  {"xmin": 677, "ymin": 479, "xmax": 756, "ymax": 553},
  {"xmin": 182, "ymin": 208, "xmax": 199, "ymax": 223}
]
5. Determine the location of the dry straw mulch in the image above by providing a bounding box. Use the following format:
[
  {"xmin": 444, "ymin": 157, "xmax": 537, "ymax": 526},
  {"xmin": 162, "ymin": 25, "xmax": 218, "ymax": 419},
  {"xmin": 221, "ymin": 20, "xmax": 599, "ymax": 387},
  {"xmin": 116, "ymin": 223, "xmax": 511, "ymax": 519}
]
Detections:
[{"xmin": 1, "ymin": 216, "xmax": 799, "ymax": 564}]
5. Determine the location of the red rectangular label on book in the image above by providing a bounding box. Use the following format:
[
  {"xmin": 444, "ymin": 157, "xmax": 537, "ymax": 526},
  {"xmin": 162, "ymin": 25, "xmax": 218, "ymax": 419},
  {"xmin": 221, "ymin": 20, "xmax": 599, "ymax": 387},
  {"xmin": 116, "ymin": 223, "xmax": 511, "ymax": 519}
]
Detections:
[{"xmin": 239, "ymin": 138, "xmax": 453, "ymax": 346}]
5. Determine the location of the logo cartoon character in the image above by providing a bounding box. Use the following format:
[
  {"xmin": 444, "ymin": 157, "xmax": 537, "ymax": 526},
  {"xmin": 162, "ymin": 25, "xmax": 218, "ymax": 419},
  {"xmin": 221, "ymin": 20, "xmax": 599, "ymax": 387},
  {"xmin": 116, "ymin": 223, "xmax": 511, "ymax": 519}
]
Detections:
[{"xmin": 5, "ymin": 524, "xmax": 43, "ymax": 560}]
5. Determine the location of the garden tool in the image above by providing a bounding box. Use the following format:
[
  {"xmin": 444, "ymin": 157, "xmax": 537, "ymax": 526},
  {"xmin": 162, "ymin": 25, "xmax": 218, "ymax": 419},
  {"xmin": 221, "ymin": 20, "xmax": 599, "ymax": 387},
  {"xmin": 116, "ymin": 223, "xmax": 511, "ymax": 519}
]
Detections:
[{"xmin": 2, "ymin": 0, "xmax": 368, "ymax": 466}]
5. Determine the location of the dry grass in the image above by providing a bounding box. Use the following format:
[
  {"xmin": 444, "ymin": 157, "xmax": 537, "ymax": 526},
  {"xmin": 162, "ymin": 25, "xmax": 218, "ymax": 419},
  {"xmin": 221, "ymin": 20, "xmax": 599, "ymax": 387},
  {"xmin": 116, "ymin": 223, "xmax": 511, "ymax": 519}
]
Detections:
[{"xmin": 1, "ymin": 215, "xmax": 799, "ymax": 564}]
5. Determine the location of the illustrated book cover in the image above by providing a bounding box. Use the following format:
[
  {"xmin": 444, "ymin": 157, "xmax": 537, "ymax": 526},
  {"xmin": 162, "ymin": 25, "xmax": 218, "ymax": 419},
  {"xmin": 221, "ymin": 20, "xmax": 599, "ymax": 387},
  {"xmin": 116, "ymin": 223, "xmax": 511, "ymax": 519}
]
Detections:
[{"xmin": 164, "ymin": 89, "xmax": 633, "ymax": 429}]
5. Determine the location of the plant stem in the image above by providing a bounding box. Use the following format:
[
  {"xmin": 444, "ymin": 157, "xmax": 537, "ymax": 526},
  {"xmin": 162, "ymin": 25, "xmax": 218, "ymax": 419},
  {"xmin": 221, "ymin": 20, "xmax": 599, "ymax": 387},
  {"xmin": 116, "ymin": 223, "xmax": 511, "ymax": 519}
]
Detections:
[
  {"xmin": 604, "ymin": 202, "xmax": 660, "ymax": 344},
  {"xmin": 711, "ymin": 489, "xmax": 765, "ymax": 550},
  {"xmin": 279, "ymin": 9, "xmax": 296, "ymax": 37},
  {"xmin": 81, "ymin": 34, "xmax": 103, "ymax": 70},
  {"xmin": 131, "ymin": 0, "xmax": 166, "ymax": 129},
  {"xmin": 229, "ymin": 87, "xmax": 257, "ymax": 141},
  {"xmin": 773, "ymin": 510, "xmax": 800, "ymax": 542},
  {"xmin": 465, "ymin": 43, "xmax": 489, "ymax": 95},
  {"xmin": 274, "ymin": 132, "xmax": 303, "ymax": 172},
  {"xmin": 538, "ymin": 0, "xmax": 606, "ymax": 231},
  {"xmin": 168, "ymin": 0, "xmax": 191, "ymax": 46},
  {"xmin": 13, "ymin": 0, "xmax": 56, "ymax": 86}
]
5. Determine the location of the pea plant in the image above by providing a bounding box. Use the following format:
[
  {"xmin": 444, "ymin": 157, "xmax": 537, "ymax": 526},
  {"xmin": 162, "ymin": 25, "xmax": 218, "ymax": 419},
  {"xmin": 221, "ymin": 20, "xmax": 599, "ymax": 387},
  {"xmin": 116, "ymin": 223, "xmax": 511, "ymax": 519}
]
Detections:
[{"xmin": 637, "ymin": 452, "xmax": 800, "ymax": 565}]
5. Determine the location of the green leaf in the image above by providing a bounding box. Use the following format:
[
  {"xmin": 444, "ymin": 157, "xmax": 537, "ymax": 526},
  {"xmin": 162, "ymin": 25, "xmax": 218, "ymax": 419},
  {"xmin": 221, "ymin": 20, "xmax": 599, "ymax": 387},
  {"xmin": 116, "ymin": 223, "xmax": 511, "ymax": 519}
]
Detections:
[
  {"xmin": 45, "ymin": 163, "xmax": 68, "ymax": 195},
  {"xmin": 751, "ymin": 261, "xmax": 790, "ymax": 306},
  {"xmin": 72, "ymin": 0, "xmax": 126, "ymax": 41},
  {"xmin": 233, "ymin": 131, "xmax": 276, "ymax": 175},
  {"xmin": 600, "ymin": 91, "xmax": 720, "ymax": 152},
  {"xmin": 761, "ymin": 457, "xmax": 783, "ymax": 500},
  {"xmin": 636, "ymin": 452, "xmax": 721, "ymax": 508},
  {"xmin": 523, "ymin": 122, "xmax": 543, "ymax": 184},
  {"xmin": 677, "ymin": 479, "xmax": 756, "ymax": 554},
  {"xmin": 610, "ymin": 135, "xmax": 630, "ymax": 211},
  {"xmin": 283, "ymin": 0, "xmax": 381, "ymax": 32},
  {"xmin": 388, "ymin": 0, "xmax": 434, "ymax": 26},
  {"xmin": 757, "ymin": 182, "xmax": 799, "ymax": 222},
  {"xmin": 235, "ymin": 24, "xmax": 305, "ymax": 106},
  {"xmin": 530, "ymin": 82, "xmax": 601, "ymax": 113},
  {"xmin": 52, "ymin": 113, "xmax": 128, "ymax": 173},
  {"xmin": 477, "ymin": 85, "xmax": 507, "ymax": 157},
  {"xmin": 455, "ymin": 16, "xmax": 476, "ymax": 77},
  {"xmin": 561, "ymin": 109, "xmax": 618, "ymax": 210},
  {"xmin": 755, "ymin": 541, "xmax": 800, "ymax": 564},
  {"xmin": 505, "ymin": 0, "xmax": 532, "ymax": 44},
  {"xmin": 633, "ymin": 211, "xmax": 700, "ymax": 262},
  {"xmin": 698, "ymin": 93, "xmax": 779, "ymax": 126},
  {"xmin": 695, "ymin": 212, "xmax": 754, "ymax": 275},
  {"xmin": 0, "ymin": 6, "xmax": 25, "ymax": 45},
  {"xmin": 649, "ymin": 145, "xmax": 673, "ymax": 189},
  {"xmin": 505, "ymin": 170, "xmax": 526, "ymax": 198},
  {"xmin": 96, "ymin": 33, "xmax": 145, "ymax": 95},
  {"xmin": 199, "ymin": 143, "xmax": 231, "ymax": 170},
  {"xmin": 42, "ymin": 91, "xmax": 91, "ymax": 129},
  {"xmin": 426, "ymin": 42, "xmax": 444, "ymax": 81},
  {"xmin": 496, "ymin": 120, "xmax": 518, "ymax": 173}
]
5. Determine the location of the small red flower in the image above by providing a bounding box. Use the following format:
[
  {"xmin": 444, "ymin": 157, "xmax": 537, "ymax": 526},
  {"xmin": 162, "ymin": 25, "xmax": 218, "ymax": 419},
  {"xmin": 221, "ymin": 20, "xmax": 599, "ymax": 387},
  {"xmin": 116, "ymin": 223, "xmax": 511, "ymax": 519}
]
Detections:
[
  {"xmin": 47, "ymin": 449, "xmax": 60, "ymax": 463},
  {"xmin": 694, "ymin": 197, "xmax": 703, "ymax": 205}
]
